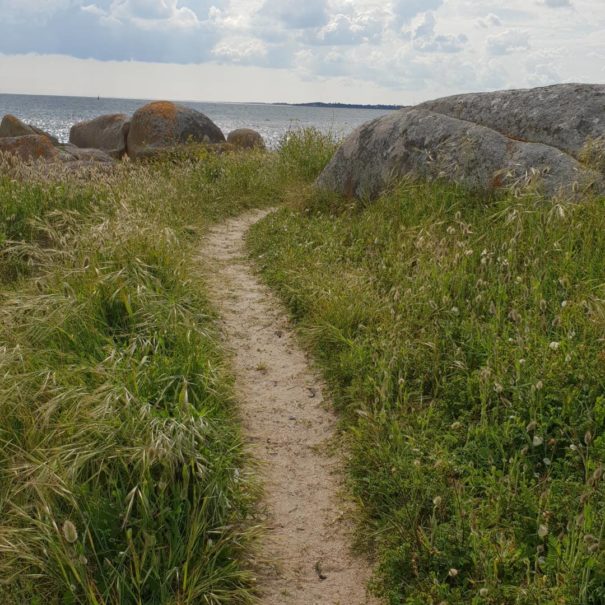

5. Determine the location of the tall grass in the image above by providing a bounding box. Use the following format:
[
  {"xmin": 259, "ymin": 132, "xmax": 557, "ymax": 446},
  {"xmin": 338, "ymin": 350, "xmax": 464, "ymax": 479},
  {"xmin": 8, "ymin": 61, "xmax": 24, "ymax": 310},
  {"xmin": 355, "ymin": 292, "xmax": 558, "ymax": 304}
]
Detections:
[
  {"xmin": 248, "ymin": 182, "xmax": 605, "ymax": 604},
  {"xmin": 0, "ymin": 132, "xmax": 337, "ymax": 604}
]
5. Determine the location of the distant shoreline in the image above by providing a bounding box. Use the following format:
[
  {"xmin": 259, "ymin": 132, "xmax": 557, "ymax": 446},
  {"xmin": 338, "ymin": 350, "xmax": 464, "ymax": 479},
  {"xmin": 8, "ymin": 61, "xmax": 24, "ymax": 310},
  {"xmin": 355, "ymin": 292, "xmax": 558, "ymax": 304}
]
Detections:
[
  {"xmin": 275, "ymin": 102, "xmax": 403, "ymax": 111},
  {"xmin": 1, "ymin": 93, "xmax": 402, "ymax": 110}
]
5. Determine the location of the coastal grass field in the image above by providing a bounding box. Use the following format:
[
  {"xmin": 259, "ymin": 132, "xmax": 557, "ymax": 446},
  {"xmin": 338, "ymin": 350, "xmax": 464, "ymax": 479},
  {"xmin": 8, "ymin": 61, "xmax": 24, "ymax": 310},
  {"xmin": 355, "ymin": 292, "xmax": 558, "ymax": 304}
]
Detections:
[
  {"xmin": 2, "ymin": 128, "xmax": 605, "ymax": 605},
  {"xmin": 248, "ymin": 182, "xmax": 605, "ymax": 604},
  {"xmin": 0, "ymin": 133, "xmax": 334, "ymax": 605}
]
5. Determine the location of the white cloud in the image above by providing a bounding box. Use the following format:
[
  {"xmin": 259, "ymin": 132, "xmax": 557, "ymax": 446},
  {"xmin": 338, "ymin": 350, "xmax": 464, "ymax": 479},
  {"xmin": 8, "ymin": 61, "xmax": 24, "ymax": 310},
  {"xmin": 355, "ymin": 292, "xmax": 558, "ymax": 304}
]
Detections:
[
  {"xmin": 409, "ymin": 12, "xmax": 468, "ymax": 53},
  {"xmin": 391, "ymin": 0, "xmax": 444, "ymax": 26},
  {"xmin": 212, "ymin": 37, "xmax": 269, "ymax": 62},
  {"xmin": 311, "ymin": 8, "xmax": 387, "ymax": 45},
  {"xmin": 541, "ymin": 0, "xmax": 572, "ymax": 7},
  {"xmin": 104, "ymin": 0, "xmax": 201, "ymax": 29},
  {"xmin": 259, "ymin": 0, "xmax": 329, "ymax": 29},
  {"xmin": 486, "ymin": 28, "xmax": 530, "ymax": 55},
  {"xmin": 477, "ymin": 13, "xmax": 502, "ymax": 28},
  {"xmin": 0, "ymin": 0, "xmax": 604, "ymax": 104}
]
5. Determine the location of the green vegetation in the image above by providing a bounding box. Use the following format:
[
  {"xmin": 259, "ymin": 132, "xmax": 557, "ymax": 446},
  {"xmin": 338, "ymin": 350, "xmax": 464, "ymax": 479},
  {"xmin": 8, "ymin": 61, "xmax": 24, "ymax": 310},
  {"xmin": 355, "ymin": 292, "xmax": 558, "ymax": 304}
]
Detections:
[
  {"xmin": 5, "ymin": 127, "xmax": 603, "ymax": 605},
  {"xmin": 0, "ymin": 135, "xmax": 334, "ymax": 605},
  {"xmin": 248, "ymin": 183, "xmax": 605, "ymax": 604}
]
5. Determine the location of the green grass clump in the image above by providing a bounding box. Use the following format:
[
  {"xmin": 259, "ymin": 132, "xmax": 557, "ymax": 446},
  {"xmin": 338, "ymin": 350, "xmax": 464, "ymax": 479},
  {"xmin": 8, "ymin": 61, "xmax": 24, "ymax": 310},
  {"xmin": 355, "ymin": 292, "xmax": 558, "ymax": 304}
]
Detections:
[
  {"xmin": 0, "ymin": 129, "xmax": 336, "ymax": 604},
  {"xmin": 248, "ymin": 182, "xmax": 605, "ymax": 604}
]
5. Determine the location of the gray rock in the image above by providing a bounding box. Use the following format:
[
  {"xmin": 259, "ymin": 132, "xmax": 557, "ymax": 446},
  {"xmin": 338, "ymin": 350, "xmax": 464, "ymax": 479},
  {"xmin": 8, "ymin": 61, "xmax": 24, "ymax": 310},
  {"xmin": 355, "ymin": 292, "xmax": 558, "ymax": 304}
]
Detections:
[
  {"xmin": 0, "ymin": 114, "xmax": 59, "ymax": 145},
  {"xmin": 126, "ymin": 101, "xmax": 225, "ymax": 159},
  {"xmin": 227, "ymin": 128, "xmax": 266, "ymax": 150},
  {"xmin": 417, "ymin": 83, "xmax": 605, "ymax": 159},
  {"xmin": 59, "ymin": 144, "xmax": 115, "ymax": 163},
  {"xmin": 69, "ymin": 114, "xmax": 130, "ymax": 158},
  {"xmin": 316, "ymin": 108, "xmax": 604, "ymax": 201}
]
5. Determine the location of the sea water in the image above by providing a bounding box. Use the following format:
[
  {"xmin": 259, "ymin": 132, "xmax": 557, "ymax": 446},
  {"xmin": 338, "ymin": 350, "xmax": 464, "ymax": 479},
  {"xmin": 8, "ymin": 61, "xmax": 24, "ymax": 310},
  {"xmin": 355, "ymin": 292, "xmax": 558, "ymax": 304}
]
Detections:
[{"xmin": 0, "ymin": 94, "xmax": 392, "ymax": 148}]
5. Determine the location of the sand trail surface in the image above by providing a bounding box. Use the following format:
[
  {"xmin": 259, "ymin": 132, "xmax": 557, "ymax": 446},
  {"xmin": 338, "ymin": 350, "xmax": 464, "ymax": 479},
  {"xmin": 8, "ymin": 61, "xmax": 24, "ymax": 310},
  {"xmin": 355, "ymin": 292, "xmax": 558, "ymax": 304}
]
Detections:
[{"xmin": 200, "ymin": 209, "xmax": 377, "ymax": 605}]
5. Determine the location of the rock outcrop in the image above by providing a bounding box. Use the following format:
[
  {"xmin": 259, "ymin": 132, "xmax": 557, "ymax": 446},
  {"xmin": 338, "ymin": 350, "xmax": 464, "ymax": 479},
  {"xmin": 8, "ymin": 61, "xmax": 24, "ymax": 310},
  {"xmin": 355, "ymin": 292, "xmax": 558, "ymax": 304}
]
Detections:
[
  {"xmin": 0, "ymin": 135, "xmax": 60, "ymax": 162},
  {"xmin": 126, "ymin": 101, "xmax": 225, "ymax": 159},
  {"xmin": 316, "ymin": 108, "xmax": 603, "ymax": 201},
  {"xmin": 69, "ymin": 114, "xmax": 130, "ymax": 158},
  {"xmin": 227, "ymin": 128, "xmax": 266, "ymax": 150},
  {"xmin": 0, "ymin": 114, "xmax": 59, "ymax": 145},
  {"xmin": 417, "ymin": 83, "xmax": 605, "ymax": 159}
]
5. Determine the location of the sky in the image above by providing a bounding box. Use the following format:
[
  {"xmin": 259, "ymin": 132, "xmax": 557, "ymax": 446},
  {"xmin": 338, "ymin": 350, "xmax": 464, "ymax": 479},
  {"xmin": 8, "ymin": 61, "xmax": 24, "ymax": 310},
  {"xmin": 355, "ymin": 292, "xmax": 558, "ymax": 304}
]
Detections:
[{"xmin": 0, "ymin": 0, "xmax": 603, "ymax": 104}]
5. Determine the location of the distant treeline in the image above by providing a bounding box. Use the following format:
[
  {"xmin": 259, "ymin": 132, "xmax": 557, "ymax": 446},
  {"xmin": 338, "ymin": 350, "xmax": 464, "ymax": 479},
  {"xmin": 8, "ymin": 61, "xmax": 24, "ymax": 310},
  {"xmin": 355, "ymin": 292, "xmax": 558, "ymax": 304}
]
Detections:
[{"xmin": 276, "ymin": 102, "xmax": 404, "ymax": 110}]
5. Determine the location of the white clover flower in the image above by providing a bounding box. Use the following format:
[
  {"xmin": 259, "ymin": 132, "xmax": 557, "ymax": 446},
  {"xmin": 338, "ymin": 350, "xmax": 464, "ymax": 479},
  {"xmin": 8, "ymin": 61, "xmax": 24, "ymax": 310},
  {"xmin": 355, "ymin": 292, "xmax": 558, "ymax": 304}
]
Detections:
[
  {"xmin": 538, "ymin": 524, "xmax": 549, "ymax": 539},
  {"xmin": 549, "ymin": 341, "xmax": 560, "ymax": 351}
]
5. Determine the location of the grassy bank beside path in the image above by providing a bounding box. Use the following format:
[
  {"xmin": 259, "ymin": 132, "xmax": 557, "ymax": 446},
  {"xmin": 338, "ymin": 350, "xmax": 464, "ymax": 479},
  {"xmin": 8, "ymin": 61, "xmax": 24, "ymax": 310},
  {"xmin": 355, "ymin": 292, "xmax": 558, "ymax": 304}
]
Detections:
[
  {"xmin": 0, "ymin": 132, "xmax": 335, "ymax": 605},
  {"xmin": 248, "ymin": 183, "xmax": 605, "ymax": 604}
]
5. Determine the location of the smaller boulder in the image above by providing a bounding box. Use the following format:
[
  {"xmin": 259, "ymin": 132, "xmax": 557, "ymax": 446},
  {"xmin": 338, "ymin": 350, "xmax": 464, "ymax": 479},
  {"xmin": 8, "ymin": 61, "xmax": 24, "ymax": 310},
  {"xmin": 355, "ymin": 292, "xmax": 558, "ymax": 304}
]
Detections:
[
  {"xmin": 127, "ymin": 101, "xmax": 225, "ymax": 159},
  {"xmin": 69, "ymin": 114, "xmax": 130, "ymax": 158},
  {"xmin": 0, "ymin": 135, "xmax": 60, "ymax": 162},
  {"xmin": 59, "ymin": 144, "xmax": 115, "ymax": 163},
  {"xmin": 227, "ymin": 128, "xmax": 266, "ymax": 150},
  {"xmin": 0, "ymin": 114, "xmax": 59, "ymax": 145}
]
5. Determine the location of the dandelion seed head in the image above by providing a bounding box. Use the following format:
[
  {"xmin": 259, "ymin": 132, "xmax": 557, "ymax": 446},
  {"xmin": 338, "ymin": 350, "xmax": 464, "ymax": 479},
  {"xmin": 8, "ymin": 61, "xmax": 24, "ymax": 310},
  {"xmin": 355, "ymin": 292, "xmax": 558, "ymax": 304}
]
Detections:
[{"xmin": 62, "ymin": 520, "xmax": 78, "ymax": 544}]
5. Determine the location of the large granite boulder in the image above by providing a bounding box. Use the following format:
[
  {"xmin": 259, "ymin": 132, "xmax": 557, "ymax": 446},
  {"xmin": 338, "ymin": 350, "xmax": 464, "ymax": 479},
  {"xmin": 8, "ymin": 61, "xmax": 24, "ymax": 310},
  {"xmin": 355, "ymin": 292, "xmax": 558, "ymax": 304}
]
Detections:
[
  {"xmin": 316, "ymin": 108, "xmax": 603, "ymax": 201},
  {"xmin": 227, "ymin": 128, "xmax": 266, "ymax": 150},
  {"xmin": 0, "ymin": 135, "xmax": 60, "ymax": 162},
  {"xmin": 126, "ymin": 101, "xmax": 225, "ymax": 159},
  {"xmin": 0, "ymin": 114, "xmax": 59, "ymax": 145},
  {"xmin": 69, "ymin": 114, "xmax": 130, "ymax": 158},
  {"xmin": 417, "ymin": 83, "xmax": 605, "ymax": 159}
]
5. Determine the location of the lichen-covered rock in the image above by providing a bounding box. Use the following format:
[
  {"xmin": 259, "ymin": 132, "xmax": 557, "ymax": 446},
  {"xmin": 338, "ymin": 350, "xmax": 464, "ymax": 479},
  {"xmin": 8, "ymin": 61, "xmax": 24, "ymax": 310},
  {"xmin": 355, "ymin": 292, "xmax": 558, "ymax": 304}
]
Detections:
[
  {"xmin": 417, "ymin": 83, "xmax": 605, "ymax": 159},
  {"xmin": 227, "ymin": 128, "xmax": 266, "ymax": 150},
  {"xmin": 317, "ymin": 108, "xmax": 604, "ymax": 201},
  {"xmin": 0, "ymin": 135, "xmax": 60, "ymax": 162},
  {"xmin": 69, "ymin": 114, "xmax": 130, "ymax": 157},
  {"xmin": 0, "ymin": 114, "xmax": 59, "ymax": 145},
  {"xmin": 126, "ymin": 101, "xmax": 225, "ymax": 159}
]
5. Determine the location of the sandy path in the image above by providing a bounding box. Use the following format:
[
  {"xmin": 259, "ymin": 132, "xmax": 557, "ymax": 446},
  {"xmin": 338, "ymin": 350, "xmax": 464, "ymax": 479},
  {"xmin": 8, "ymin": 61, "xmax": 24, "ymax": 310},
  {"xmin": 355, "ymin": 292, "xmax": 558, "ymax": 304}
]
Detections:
[{"xmin": 200, "ymin": 209, "xmax": 377, "ymax": 605}]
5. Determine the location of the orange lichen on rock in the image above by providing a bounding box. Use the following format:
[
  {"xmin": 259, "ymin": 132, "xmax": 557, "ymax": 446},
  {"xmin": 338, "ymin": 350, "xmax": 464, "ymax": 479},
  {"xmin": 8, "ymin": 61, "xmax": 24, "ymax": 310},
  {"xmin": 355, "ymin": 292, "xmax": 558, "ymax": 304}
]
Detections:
[
  {"xmin": 141, "ymin": 101, "xmax": 178, "ymax": 120},
  {"xmin": 0, "ymin": 135, "xmax": 59, "ymax": 161}
]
